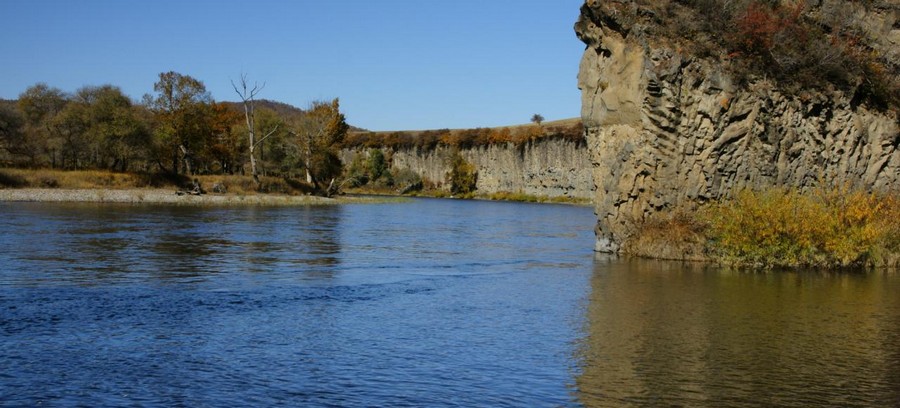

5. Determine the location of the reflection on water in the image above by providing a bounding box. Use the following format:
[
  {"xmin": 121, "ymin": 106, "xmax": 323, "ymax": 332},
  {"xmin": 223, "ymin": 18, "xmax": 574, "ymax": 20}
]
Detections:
[
  {"xmin": 3, "ymin": 201, "xmax": 900, "ymax": 406},
  {"xmin": 577, "ymin": 257, "xmax": 900, "ymax": 407},
  {"xmin": 0, "ymin": 200, "xmax": 596, "ymax": 407},
  {"xmin": 1, "ymin": 204, "xmax": 346, "ymax": 285}
]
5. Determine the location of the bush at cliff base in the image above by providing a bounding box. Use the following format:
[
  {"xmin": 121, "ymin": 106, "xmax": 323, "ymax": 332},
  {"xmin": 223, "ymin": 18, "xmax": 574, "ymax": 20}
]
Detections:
[{"xmin": 703, "ymin": 187, "xmax": 900, "ymax": 269}]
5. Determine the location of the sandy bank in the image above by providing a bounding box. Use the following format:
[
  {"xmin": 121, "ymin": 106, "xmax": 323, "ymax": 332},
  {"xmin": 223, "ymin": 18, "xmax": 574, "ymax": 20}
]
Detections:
[{"xmin": 0, "ymin": 188, "xmax": 350, "ymax": 205}]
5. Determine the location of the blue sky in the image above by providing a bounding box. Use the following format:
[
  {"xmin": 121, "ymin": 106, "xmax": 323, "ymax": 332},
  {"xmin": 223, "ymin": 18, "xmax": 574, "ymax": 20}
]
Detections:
[{"xmin": 0, "ymin": 0, "xmax": 585, "ymax": 131}]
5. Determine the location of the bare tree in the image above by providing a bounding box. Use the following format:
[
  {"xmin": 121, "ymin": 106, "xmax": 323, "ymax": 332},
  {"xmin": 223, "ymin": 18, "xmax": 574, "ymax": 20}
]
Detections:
[
  {"xmin": 232, "ymin": 74, "xmax": 278, "ymax": 188},
  {"xmin": 531, "ymin": 113, "xmax": 544, "ymax": 126}
]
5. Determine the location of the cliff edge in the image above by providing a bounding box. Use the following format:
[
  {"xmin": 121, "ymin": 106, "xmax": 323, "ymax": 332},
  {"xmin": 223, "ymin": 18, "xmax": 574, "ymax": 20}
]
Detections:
[{"xmin": 575, "ymin": 0, "xmax": 900, "ymax": 252}]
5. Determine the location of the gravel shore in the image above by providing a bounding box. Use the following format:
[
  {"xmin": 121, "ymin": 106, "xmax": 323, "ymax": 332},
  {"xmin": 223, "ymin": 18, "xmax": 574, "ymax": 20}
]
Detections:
[{"xmin": 0, "ymin": 188, "xmax": 344, "ymax": 205}]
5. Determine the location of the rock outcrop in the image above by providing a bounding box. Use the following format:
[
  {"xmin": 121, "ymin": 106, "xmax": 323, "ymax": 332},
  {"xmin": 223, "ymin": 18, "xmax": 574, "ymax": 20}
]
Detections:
[
  {"xmin": 576, "ymin": 0, "xmax": 900, "ymax": 252},
  {"xmin": 341, "ymin": 138, "xmax": 592, "ymax": 200}
]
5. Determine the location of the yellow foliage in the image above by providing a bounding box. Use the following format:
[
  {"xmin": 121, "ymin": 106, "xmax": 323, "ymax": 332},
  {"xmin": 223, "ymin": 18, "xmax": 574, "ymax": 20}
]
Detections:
[{"xmin": 702, "ymin": 186, "xmax": 900, "ymax": 268}]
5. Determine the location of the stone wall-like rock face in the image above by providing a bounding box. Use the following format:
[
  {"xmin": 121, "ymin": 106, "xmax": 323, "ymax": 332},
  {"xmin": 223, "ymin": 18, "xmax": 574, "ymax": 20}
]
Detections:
[
  {"xmin": 340, "ymin": 138, "xmax": 593, "ymax": 200},
  {"xmin": 576, "ymin": 0, "xmax": 900, "ymax": 252}
]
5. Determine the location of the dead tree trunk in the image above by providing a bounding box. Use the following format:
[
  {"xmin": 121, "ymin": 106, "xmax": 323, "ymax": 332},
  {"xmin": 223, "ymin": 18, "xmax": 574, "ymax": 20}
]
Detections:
[{"xmin": 232, "ymin": 74, "xmax": 277, "ymax": 190}]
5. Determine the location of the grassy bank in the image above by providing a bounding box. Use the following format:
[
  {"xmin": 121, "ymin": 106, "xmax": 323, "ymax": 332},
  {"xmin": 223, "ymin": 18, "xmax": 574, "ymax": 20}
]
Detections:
[
  {"xmin": 625, "ymin": 187, "xmax": 900, "ymax": 269},
  {"xmin": 344, "ymin": 184, "xmax": 589, "ymax": 205},
  {"xmin": 0, "ymin": 168, "xmax": 397, "ymax": 205},
  {"xmin": 0, "ymin": 168, "xmax": 313, "ymax": 195}
]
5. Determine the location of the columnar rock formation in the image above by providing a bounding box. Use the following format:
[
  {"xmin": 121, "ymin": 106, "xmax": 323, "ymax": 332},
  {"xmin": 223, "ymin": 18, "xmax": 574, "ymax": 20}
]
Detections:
[
  {"xmin": 340, "ymin": 138, "xmax": 593, "ymax": 200},
  {"xmin": 576, "ymin": 0, "xmax": 900, "ymax": 252}
]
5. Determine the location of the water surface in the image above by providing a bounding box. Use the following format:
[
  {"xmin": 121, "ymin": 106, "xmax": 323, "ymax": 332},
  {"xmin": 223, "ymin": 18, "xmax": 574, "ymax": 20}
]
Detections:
[
  {"xmin": 1, "ymin": 199, "xmax": 899, "ymax": 407},
  {"xmin": 578, "ymin": 258, "xmax": 900, "ymax": 407},
  {"xmin": 0, "ymin": 199, "xmax": 595, "ymax": 406}
]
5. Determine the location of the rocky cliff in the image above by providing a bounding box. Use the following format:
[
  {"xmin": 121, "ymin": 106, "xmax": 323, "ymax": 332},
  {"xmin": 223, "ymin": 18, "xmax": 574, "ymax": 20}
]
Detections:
[
  {"xmin": 576, "ymin": 0, "xmax": 900, "ymax": 252},
  {"xmin": 340, "ymin": 138, "xmax": 593, "ymax": 200}
]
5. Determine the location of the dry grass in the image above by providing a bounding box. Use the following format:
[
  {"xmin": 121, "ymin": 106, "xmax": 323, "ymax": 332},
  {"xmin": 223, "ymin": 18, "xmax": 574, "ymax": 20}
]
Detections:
[
  {"xmin": 0, "ymin": 168, "xmax": 316, "ymax": 196},
  {"xmin": 482, "ymin": 191, "xmax": 590, "ymax": 205},
  {"xmin": 621, "ymin": 207, "xmax": 711, "ymax": 262},
  {"xmin": 192, "ymin": 175, "xmax": 314, "ymax": 195},
  {"xmin": 0, "ymin": 168, "xmax": 146, "ymax": 189}
]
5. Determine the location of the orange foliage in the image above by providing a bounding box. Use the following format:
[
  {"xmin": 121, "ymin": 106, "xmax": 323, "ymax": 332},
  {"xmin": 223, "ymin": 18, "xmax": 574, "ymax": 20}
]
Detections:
[
  {"xmin": 734, "ymin": 2, "xmax": 780, "ymax": 54},
  {"xmin": 342, "ymin": 122, "xmax": 584, "ymax": 151}
]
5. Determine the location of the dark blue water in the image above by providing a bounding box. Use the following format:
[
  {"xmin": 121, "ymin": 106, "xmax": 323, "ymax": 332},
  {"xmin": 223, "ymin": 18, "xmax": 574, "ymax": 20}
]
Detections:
[
  {"xmin": 3, "ymin": 199, "xmax": 900, "ymax": 407},
  {"xmin": 0, "ymin": 199, "xmax": 596, "ymax": 406}
]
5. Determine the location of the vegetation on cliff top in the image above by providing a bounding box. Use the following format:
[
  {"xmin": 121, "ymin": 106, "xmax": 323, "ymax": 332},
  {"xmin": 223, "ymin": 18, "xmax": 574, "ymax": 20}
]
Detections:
[
  {"xmin": 343, "ymin": 119, "xmax": 584, "ymax": 151},
  {"xmin": 591, "ymin": 0, "xmax": 899, "ymax": 110}
]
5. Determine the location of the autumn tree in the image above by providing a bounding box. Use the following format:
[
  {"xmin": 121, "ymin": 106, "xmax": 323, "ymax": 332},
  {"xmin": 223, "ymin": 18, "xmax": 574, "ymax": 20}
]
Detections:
[
  {"xmin": 292, "ymin": 98, "xmax": 348, "ymax": 194},
  {"xmin": 144, "ymin": 71, "xmax": 213, "ymax": 175},
  {"xmin": 204, "ymin": 102, "xmax": 244, "ymax": 175}
]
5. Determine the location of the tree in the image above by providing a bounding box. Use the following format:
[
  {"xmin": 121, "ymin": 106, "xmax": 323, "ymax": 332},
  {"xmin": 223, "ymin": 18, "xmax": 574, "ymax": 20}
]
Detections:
[
  {"xmin": 531, "ymin": 113, "xmax": 544, "ymax": 126},
  {"xmin": 0, "ymin": 102, "xmax": 25, "ymax": 164},
  {"xmin": 446, "ymin": 149, "xmax": 477, "ymax": 197},
  {"xmin": 16, "ymin": 83, "xmax": 68, "ymax": 167},
  {"xmin": 367, "ymin": 148, "xmax": 387, "ymax": 181},
  {"xmin": 292, "ymin": 98, "xmax": 348, "ymax": 194},
  {"xmin": 252, "ymin": 107, "xmax": 290, "ymax": 176},
  {"xmin": 57, "ymin": 85, "xmax": 150, "ymax": 171},
  {"xmin": 231, "ymin": 74, "xmax": 280, "ymax": 187},
  {"xmin": 144, "ymin": 71, "xmax": 213, "ymax": 175},
  {"xmin": 205, "ymin": 102, "xmax": 244, "ymax": 175}
]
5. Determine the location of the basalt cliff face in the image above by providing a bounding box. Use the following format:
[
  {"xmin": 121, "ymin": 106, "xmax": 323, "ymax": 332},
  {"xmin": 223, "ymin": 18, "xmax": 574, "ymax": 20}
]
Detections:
[
  {"xmin": 340, "ymin": 138, "xmax": 593, "ymax": 200},
  {"xmin": 576, "ymin": 0, "xmax": 900, "ymax": 252}
]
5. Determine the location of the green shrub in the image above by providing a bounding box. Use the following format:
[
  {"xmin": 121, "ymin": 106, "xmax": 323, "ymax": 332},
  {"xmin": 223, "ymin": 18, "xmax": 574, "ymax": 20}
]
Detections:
[
  {"xmin": 366, "ymin": 149, "xmax": 387, "ymax": 181},
  {"xmin": 393, "ymin": 168, "xmax": 422, "ymax": 194},
  {"xmin": 344, "ymin": 153, "xmax": 369, "ymax": 187},
  {"xmin": 446, "ymin": 150, "xmax": 477, "ymax": 197}
]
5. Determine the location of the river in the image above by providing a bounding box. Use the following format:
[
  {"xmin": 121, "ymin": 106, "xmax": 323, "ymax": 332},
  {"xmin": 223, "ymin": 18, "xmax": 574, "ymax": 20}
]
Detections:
[{"xmin": 1, "ymin": 199, "xmax": 898, "ymax": 407}]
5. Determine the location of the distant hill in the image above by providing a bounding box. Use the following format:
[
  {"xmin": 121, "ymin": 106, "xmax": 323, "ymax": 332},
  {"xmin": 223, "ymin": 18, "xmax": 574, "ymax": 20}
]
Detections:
[
  {"xmin": 219, "ymin": 99, "xmax": 367, "ymax": 132},
  {"xmin": 1, "ymin": 97, "xmax": 366, "ymax": 132},
  {"xmin": 219, "ymin": 99, "xmax": 303, "ymax": 119}
]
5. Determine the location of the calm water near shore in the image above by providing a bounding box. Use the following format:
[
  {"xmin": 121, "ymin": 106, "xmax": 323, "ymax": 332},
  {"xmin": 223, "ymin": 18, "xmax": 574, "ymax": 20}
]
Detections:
[{"xmin": 1, "ymin": 199, "xmax": 898, "ymax": 406}]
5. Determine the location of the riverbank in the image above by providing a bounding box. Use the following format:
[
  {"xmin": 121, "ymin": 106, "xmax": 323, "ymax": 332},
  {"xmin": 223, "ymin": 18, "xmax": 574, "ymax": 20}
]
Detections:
[
  {"xmin": 0, "ymin": 188, "xmax": 373, "ymax": 206},
  {"xmin": 342, "ymin": 185, "xmax": 591, "ymax": 205},
  {"xmin": 623, "ymin": 187, "xmax": 900, "ymax": 269}
]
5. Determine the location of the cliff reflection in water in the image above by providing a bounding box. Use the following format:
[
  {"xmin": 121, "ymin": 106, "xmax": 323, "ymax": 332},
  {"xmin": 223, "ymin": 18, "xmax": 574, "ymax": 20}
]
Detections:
[
  {"xmin": 577, "ymin": 257, "xmax": 900, "ymax": 407},
  {"xmin": 9, "ymin": 204, "xmax": 345, "ymax": 285}
]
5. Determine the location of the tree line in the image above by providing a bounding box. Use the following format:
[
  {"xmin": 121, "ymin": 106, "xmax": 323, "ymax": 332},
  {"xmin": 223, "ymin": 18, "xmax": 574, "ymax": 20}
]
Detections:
[
  {"xmin": 342, "ymin": 121, "xmax": 584, "ymax": 151},
  {"xmin": 0, "ymin": 71, "xmax": 348, "ymax": 192}
]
